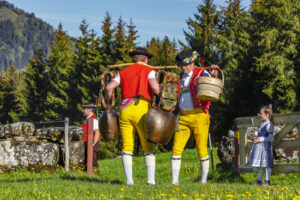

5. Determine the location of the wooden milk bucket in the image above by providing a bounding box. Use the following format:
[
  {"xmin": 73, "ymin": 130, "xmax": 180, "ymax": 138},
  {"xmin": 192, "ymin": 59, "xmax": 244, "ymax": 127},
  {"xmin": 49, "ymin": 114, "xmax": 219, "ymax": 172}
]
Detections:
[
  {"xmin": 146, "ymin": 107, "xmax": 176, "ymax": 145},
  {"xmin": 99, "ymin": 109, "xmax": 119, "ymax": 140},
  {"xmin": 197, "ymin": 69, "xmax": 224, "ymax": 102}
]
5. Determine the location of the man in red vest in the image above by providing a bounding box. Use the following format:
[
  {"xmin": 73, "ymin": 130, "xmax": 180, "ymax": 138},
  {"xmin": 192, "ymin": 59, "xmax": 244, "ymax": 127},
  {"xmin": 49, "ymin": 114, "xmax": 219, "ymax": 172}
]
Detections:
[
  {"xmin": 81, "ymin": 103, "xmax": 101, "ymax": 172},
  {"xmin": 171, "ymin": 49, "xmax": 219, "ymax": 185},
  {"xmin": 106, "ymin": 47, "xmax": 160, "ymax": 185}
]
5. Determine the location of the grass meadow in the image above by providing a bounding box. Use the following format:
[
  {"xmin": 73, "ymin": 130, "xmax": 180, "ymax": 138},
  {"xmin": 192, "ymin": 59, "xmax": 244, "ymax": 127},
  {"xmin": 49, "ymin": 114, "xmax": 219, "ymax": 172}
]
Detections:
[{"xmin": 1, "ymin": 148, "xmax": 300, "ymax": 200}]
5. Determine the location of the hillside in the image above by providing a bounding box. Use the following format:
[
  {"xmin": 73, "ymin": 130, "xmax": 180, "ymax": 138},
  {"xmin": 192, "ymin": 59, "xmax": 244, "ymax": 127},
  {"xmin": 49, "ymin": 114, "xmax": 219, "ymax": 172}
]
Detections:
[{"xmin": 0, "ymin": 0, "xmax": 55, "ymax": 70}]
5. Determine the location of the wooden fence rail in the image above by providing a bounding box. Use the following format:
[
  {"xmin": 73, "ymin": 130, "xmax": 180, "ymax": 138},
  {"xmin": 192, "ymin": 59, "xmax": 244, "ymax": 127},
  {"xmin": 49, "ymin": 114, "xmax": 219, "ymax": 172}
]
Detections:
[{"xmin": 234, "ymin": 111, "xmax": 300, "ymax": 173}]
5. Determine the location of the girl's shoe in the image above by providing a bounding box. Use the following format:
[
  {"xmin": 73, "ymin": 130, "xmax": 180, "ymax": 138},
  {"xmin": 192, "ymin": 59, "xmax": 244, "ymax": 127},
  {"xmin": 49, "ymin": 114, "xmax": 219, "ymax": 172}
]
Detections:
[
  {"xmin": 254, "ymin": 180, "xmax": 262, "ymax": 185},
  {"xmin": 263, "ymin": 180, "xmax": 271, "ymax": 186}
]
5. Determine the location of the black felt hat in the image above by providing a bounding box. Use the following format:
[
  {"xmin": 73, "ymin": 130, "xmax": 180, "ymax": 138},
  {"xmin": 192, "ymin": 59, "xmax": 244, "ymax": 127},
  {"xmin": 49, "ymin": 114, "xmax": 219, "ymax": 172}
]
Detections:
[
  {"xmin": 129, "ymin": 47, "xmax": 153, "ymax": 59},
  {"xmin": 175, "ymin": 49, "xmax": 198, "ymax": 65}
]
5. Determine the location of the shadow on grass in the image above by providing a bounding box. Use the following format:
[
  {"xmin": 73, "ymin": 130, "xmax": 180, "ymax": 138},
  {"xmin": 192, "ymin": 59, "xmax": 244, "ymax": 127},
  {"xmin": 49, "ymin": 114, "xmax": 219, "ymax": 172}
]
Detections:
[
  {"xmin": 193, "ymin": 164, "xmax": 247, "ymax": 184},
  {"xmin": 0, "ymin": 177, "xmax": 54, "ymax": 183},
  {"xmin": 61, "ymin": 174, "xmax": 123, "ymax": 185}
]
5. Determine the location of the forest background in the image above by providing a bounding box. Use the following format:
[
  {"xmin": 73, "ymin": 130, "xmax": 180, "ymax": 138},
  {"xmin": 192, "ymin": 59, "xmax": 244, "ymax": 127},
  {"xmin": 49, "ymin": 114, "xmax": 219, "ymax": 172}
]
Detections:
[{"xmin": 0, "ymin": 0, "xmax": 299, "ymax": 146}]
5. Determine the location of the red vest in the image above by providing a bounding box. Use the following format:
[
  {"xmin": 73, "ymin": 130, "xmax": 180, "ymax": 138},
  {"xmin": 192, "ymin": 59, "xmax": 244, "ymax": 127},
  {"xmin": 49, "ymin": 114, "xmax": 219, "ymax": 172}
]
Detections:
[
  {"xmin": 81, "ymin": 114, "xmax": 102, "ymax": 141},
  {"xmin": 177, "ymin": 68, "xmax": 211, "ymax": 113},
  {"xmin": 119, "ymin": 63, "xmax": 153, "ymax": 100}
]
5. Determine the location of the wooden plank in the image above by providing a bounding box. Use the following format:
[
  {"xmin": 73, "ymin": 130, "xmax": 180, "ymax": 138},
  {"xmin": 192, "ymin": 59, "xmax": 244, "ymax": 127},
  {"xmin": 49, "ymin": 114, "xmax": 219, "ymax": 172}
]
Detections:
[
  {"xmin": 246, "ymin": 141, "xmax": 253, "ymax": 157},
  {"xmin": 239, "ymin": 128, "xmax": 247, "ymax": 165},
  {"xmin": 275, "ymin": 139, "xmax": 300, "ymax": 149},
  {"xmin": 238, "ymin": 164, "xmax": 300, "ymax": 174},
  {"xmin": 272, "ymin": 164, "xmax": 300, "ymax": 173},
  {"xmin": 272, "ymin": 112, "xmax": 300, "ymax": 125},
  {"xmin": 273, "ymin": 124, "xmax": 297, "ymax": 147},
  {"xmin": 235, "ymin": 112, "xmax": 300, "ymax": 128},
  {"xmin": 235, "ymin": 116, "xmax": 260, "ymax": 129}
]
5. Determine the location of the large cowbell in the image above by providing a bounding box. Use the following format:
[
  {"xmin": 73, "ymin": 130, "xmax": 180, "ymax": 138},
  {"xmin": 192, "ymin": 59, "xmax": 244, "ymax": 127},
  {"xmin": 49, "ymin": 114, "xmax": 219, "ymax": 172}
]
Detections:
[
  {"xmin": 146, "ymin": 107, "xmax": 176, "ymax": 145},
  {"xmin": 99, "ymin": 110, "xmax": 119, "ymax": 140}
]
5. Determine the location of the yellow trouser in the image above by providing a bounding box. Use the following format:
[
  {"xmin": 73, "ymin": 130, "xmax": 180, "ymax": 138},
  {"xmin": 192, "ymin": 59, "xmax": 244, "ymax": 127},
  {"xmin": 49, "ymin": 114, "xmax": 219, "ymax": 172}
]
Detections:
[
  {"xmin": 119, "ymin": 99, "xmax": 155, "ymax": 154},
  {"xmin": 172, "ymin": 108, "xmax": 210, "ymax": 159}
]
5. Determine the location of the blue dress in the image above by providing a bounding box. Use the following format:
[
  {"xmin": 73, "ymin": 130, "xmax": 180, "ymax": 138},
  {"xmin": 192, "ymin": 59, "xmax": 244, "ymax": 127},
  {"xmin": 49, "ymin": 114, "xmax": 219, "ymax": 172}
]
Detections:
[{"xmin": 248, "ymin": 121, "xmax": 274, "ymax": 167}]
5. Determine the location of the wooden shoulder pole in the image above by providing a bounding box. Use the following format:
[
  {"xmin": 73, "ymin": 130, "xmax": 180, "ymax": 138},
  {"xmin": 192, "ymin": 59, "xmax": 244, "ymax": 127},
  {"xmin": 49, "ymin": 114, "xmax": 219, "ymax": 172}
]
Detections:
[{"xmin": 87, "ymin": 118, "xmax": 94, "ymax": 175}]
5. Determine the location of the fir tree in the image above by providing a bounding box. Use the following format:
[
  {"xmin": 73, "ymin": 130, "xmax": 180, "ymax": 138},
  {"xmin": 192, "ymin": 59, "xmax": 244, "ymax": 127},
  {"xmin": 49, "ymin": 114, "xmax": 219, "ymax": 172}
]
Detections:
[
  {"xmin": 45, "ymin": 24, "xmax": 75, "ymax": 121},
  {"xmin": 114, "ymin": 17, "xmax": 131, "ymax": 63},
  {"xmin": 15, "ymin": 48, "xmax": 50, "ymax": 122},
  {"xmin": 249, "ymin": 0, "xmax": 299, "ymax": 113},
  {"xmin": 182, "ymin": 0, "xmax": 219, "ymax": 62},
  {"xmin": 73, "ymin": 20, "xmax": 104, "ymax": 121},
  {"xmin": 126, "ymin": 18, "xmax": 139, "ymax": 51},
  {"xmin": 0, "ymin": 65, "xmax": 23, "ymax": 123},
  {"xmin": 99, "ymin": 12, "xmax": 115, "ymax": 67}
]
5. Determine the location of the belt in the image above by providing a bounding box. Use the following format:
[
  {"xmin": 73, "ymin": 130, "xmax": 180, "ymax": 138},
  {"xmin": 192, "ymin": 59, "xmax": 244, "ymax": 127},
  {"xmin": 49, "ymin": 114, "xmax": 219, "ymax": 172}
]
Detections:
[{"xmin": 181, "ymin": 108, "xmax": 204, "ymax": 115}]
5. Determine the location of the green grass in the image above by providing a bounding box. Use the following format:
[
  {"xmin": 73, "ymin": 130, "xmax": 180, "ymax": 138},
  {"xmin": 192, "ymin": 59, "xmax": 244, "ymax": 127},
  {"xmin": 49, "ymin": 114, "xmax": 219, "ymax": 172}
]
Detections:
[{"xmin": 1, "ymin": 148, "xmax": 300, "ymax": 200}]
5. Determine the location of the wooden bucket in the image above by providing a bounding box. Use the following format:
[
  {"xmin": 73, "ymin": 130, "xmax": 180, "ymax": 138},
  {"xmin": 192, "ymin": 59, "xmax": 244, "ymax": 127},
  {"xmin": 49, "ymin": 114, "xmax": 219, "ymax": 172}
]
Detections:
[
  {"xmin": 197, "ymin": 69, "xmax": 224, "ymax": 102},
  {"xmin": 99, "ymin": 110, "xmax": 119, "ymax": 140},
  {"xmin": 145, "ymin": 108, "xmax": 175, "ymax": 145}
]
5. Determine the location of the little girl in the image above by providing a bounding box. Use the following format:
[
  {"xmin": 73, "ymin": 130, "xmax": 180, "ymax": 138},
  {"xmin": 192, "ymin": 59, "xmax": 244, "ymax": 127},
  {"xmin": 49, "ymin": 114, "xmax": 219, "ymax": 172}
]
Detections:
[{"xmin": 248, "ymin": 105, "xmax": 274, "ymax": 186}]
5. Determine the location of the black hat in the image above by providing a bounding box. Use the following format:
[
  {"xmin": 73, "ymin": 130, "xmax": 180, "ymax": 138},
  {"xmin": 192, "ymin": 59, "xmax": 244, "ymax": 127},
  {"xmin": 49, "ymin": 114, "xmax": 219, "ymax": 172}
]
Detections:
[
  {"xmin": 129, "ymin": 47, "xmax": 153, "ymax": 59},
  {"xmin": 175, "ymin": 49, "xmax": 198, "ymax": 65},
  {"xmin": 81, "ymin": 103, "xmax": 97, "ymax": 108}
]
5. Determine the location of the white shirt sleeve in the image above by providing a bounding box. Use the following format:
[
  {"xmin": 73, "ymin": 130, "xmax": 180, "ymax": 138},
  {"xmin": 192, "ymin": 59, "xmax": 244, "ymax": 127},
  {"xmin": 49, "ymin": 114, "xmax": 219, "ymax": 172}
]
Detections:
[
  {"xmin": 113, "ymin": 71, "xmax": 155, "ymax": 84},
  {"xmin": 148, "ymin": 70, "xmax": 156, "ymax": 79},
  {"xmin": 113, "ymin": 73, "xmax": 121, "ymax": 84},
  {"xmin": 93, "ymin": 119, "xmax": 99, "ymax": 130}
]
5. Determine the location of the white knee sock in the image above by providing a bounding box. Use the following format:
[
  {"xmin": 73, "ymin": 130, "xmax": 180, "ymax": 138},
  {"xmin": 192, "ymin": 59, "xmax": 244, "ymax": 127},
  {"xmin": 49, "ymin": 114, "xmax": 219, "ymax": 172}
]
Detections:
[
  {"xmin": 122, "ymin": 153, "xmax": 134, "ymax": 185},
  {"xmin": 171, "ymin": 156, "xmax": 181, "ymax": 185},
  {"xmin": 257, "ymin": 167, "xmax": 264, "ymax": 181},
  {"xmin": 200, "ymin": 158, "xmax": 209, "ymax": 184},
  {"xmin": 145, "ymin": 153, "xmax": 156, "ymax": 185},
  {"xmin": 265, "ymin": 167, "xmax": 271, "ymax": 181}
]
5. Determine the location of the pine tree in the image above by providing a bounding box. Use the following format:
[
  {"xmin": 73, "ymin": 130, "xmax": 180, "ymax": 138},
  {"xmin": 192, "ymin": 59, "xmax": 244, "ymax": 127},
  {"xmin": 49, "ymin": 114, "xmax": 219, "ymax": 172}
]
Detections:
[
  {"xmin": 249, "ymin": 0, "xmax": 299, "ymax": 113},
  {"xmin": 45, "ymin": 24, "xmax": 75, "ymax": 121},
  {"xmin": 182, "ymin": 0, "xmax": 219, "ymax": 62}
]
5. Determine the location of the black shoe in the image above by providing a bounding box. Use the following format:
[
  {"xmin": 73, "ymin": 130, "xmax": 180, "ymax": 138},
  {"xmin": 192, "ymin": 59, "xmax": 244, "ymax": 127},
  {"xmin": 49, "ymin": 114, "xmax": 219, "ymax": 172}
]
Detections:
[{"xmin": 254, "ymin": 179, "xmax": 262, "ymax": 185}]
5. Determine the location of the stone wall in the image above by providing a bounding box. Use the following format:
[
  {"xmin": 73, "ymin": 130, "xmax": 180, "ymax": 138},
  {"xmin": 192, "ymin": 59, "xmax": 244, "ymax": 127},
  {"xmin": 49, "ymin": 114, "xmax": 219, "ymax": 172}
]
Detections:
[{"xmin": 0, "ymin": 122, "xmax": 85, "ymax": 172}]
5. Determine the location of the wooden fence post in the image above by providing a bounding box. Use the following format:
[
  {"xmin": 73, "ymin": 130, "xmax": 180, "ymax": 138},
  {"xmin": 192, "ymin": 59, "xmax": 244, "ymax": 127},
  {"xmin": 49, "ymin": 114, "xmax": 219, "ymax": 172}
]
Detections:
[
  {"xmin": 64, "ymin": 117, "xmax": 69, "ymax": 172},
  {"xmin": 233, "ymin": 121, "xmax": 240, "ymax": 169},
  {"xmin": 87, "ymin": 118, "xmax": 94, "ymax": 175}
]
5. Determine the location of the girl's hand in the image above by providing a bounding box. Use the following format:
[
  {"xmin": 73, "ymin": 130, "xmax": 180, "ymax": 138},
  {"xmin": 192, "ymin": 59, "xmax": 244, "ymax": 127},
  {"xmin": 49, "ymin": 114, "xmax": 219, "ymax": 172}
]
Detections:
[
  {"xmin": 254, "ymin": 138, "xmax": 260, "ymax": 143},
  {"xmin": 209, "ymin": 65, "xmax": 219, "ymax": 78}
]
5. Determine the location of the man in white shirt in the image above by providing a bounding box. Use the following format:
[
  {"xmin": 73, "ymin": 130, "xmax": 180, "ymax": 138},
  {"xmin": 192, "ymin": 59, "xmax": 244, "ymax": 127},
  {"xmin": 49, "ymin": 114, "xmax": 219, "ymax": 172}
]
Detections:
[{"xmin": 171, "ymin": 49, "xmax": 219, "ymax": 185}]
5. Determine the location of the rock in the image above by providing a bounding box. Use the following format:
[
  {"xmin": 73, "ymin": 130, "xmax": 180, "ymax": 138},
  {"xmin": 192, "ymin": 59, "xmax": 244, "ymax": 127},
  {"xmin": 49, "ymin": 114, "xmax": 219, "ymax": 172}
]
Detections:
[
  {"xmin": 0, "ymin": 141, "xmax": 59, "ymax": 170},
  {"xmin": 217, "ymin": 136, "xmax": 235, "ymax": 165},
  {"xmin": 60, "ymin": 141, "xmax": 85, "ymax": 165},
  {"xmin": 0, "ymin": 122, "xmax": 35, "ymax": 138},
  {"xmin": 34, "ymin": 126, "xmax": 84, "ymax": 143}
]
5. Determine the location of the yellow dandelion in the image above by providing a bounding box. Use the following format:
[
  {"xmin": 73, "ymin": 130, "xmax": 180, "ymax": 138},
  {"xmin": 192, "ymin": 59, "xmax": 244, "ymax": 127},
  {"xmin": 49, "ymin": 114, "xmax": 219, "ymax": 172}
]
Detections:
[
  {"xmin": 120, "ymin": 188, "xmax": 125, "ymax": 192},
  {"xmin": 100, "ymin": 194, "xmax": 105, "ymax": 197},
  {"xmin": 86, "ymin": 191, "xmax": 90, "ymax": 195},
  {"xmin": 227, "ymin": 194, "xmax": 233, "ymax": 198},
  {"xmin": 194, "ymin": 198, "xmax": 202, "ymax": 200},
  {"xmin": 211, "ymin": 193, "xmax": 215, "ymax": 196},
  {"xmin": 53, "ymin": 196, "xmax": 58, "ymax": 199},
  {"xmin": 182, "ymin": 194, "xmax": 187, "ymax": 198},
  {"xmin": 34, "ymin": 184, "xmax": 37, "ymax": 187},
  {"xmin": 136, "ymin": 192, "xmax": 143, "ymax": 195},
  {"xmin": 41, "ymin": 194, "xmax": 46, "ymax": 198},
  {"xmin": 160, "ymin": 193, "xmax": 167, "ymax": 197},
  {"xmin": 175, "ymin": 187, "xmax": 180, "ymax": 191},
  {"xmin": 256, "ymin": 187, "xmax": 261, "ymax": 192},
  {"xmin": 277, "ymin": 195, "xmax": 283, "ymax": 199},
  {"xmin": 241, "ymin": 194, "xmax": 246, "ymax": 197},
  {"xmin": 264, "ymin": 197, "xmax": 269, "ymax": 200},
  {"xmin": 193, "ymin": 194, "xmax": 199, "ymax": 198},
  {"xmin": 201, "ymin": 194, "xmax": 205, "ymax": 197},
  {"xmin": 119, "ymin": 195, "xmax": 124, "ymax": 199}
]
